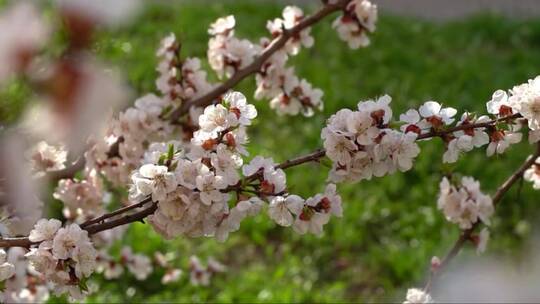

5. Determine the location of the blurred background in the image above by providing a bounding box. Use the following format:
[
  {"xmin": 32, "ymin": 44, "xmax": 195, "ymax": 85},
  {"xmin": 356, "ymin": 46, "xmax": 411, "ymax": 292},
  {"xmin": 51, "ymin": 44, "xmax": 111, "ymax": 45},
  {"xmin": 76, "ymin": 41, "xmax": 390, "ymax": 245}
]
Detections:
[{"xmin": 3, "ymin": 0, "xmax": 540, "ymax": 302}]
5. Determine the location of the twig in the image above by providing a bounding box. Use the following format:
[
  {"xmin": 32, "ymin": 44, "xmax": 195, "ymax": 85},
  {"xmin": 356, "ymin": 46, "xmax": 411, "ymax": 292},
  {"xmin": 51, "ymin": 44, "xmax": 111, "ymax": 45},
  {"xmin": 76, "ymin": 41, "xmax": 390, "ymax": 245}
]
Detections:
[
  {"xmin": 417, "ymin": 114, "xmax": 521, "ymax": 140},
  {"xmin": 80, "ymin": 197, "xmax": 152, "ymax": 229},
  {"xmin": 0, "ymin": 148, "xmax": 329, "ymax": 248}
]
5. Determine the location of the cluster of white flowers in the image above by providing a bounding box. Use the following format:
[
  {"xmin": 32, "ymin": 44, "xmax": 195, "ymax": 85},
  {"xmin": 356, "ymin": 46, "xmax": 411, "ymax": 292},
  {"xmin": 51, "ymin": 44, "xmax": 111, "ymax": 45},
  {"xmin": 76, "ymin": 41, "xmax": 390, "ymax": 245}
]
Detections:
[
  {"xmin": 399, "ymin": 97, "xmax": 522, "ymax": 162},
  {"xmin": 207, "ymin": 15, "xmax": 259, "ymax": 79},
  {"xmin": 403, "ymin": 288, "xmax": 433, "ymax": 304},
  {"xmin": 124, "ymin": 92, "xmax": 259, "ymax": 242},
  {"xmin": 206, "ymin": 7, "xmax": 325, "ymax": 117},
  {"xmin": 2, "ymin": 248, "xmax": 50, "ymax": 303},
  {"xmin": 27, "ymin": 141, "xmax": 67, "ymax": 176},
  {"xmin": 256, "ymin": 6, "xmax": 323, "ymax": 116},
  {"xmin": 10, "ymin": 1, "xmax": 540, "ymax": 302},
  {"xmin": 322, "ymin": 95, "xmax": 421, "ymax": 183},
  {"xmin": 156, "ymin": 33, "xmax": 213, "ymax": 103},
  {"xmin": 268, "ymin": 184, "xmax": 342, "ymax": 235},
  {"xmin": 83, "ymin": 94, "xmax": 172, "ymax": 188},
  {"xmin": 189, "ymin": 256, "xmax": 225, "ymax": 286},
  {"xmin": 332, "ymin": 0, "xmax": 377, "ymax": 49},
  {"xmin": 437, "ymin": 176, "xmax": 494, "ymax": 230},
  {"xmin": 524, "ymin": 158, "xmax": 540, "ymax": 189},
  {"xmin": 54, "ymin": 171, "xmax": 104, "ymax": 221},
  {"xmin": 0, "ymin": 249, "xmax": 15, "ymax": 282},
  {"xmin": 25, "ymin": 220, "xmax": 98, "ymax": 300},
  {"xmin": 154, "ymin": 252, "xmax": 183, "ymax": 284},
  {"xmin": 267, "ymin": 6, "xmax": 314, "ymax": 55}
]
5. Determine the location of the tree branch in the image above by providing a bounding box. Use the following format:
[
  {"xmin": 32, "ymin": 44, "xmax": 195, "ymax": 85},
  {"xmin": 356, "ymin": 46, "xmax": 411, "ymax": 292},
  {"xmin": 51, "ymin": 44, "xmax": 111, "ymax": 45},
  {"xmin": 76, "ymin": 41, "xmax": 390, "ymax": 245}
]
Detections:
[
  {"xmin": 417, "ymin": 113, "xmax": 521, "ymax": 140},
  {"xmin": 5, "ymin": 112, "xmax": 528, "ymax": 249},
  {"xmin": 0, "ymin": 147, "xmax": 330, "ymax": 248},
  {"xmin": 168, "ymin": 0, "xmax": 350, "ymax": 122},
  {"xmin": 424, "ymin": 141, "xmax": 540, "ymax": 292},
  {"xmin": 80, "ymin": 196, "xmax": 153, "ymax": 229}
]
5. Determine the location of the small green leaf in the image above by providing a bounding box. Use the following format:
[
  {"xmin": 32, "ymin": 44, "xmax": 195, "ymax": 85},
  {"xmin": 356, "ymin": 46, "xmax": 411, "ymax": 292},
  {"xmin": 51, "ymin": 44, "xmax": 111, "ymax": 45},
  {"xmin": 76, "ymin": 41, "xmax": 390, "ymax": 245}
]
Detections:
[
  {"xmin": 168, "ymin": 143, "xmax": 174, "ymax": 161},
  {"xmin": 158, "ymin": 154, "xmax": 167, "ymax": 166}
]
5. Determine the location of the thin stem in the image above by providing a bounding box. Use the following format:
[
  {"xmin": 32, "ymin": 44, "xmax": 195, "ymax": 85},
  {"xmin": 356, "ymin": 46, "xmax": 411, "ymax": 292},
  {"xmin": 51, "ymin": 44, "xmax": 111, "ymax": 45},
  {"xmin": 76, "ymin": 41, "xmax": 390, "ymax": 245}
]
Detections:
[
  {"xmin": 417, "ymin": 113, "xmax": 521, "ymax": 140},
  {"xmin": 0, "ymin": 147, "xmax": 329, "ymax": 248},
  {"xmin": 80, "ymin": 197, "xmax": 152, "ymax": 229}
]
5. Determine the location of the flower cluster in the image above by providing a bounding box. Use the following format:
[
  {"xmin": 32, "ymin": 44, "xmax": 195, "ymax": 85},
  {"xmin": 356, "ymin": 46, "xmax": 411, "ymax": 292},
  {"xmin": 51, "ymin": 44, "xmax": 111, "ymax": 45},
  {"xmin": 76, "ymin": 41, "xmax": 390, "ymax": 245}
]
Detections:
[
  {"xmin": 156, "ymin": 33, "xmax": 213, "ymax": 103},
  {"xmin": 207, "ymin": 15, "xmax": 259, "ymax": 79},
  {"xmin": 332, "ymin": 0, "xmax": 377, "ymax": 49},
  {"xmin": 268, "ymin": 184, "xmax": 342, "ymax": 235},
  {"xmin": 403, "ymin": 288, "xmax": 433, "ymax": 304},
  {"xmin": 25, "ymin": 220, "xmax": 98, "ymax": 300},
  {"xmin": 27, "ymin": 141, "xmax": 67, "ymax": 176},
  {"xmin": 256, "ymin": 6, "xmax": 324, "ymax": 116},
  {"xmin": 323, "ymin": 95, "xmax": 421, "ymax": 183},
  {"xmin": 84, "ymin": 93, "xmax": 172, "ymax": 187},
  {"xmin": 400, "ymin": 98, "xmax": 522, "ymax": 162},
  {"xmin": 189, "ymin": 256, "xmax": 226, "ymax": 286},
  {"xmin": 54, "ymin": 171, "xmax": 104, "ymax": 221},
  {"xmin": 128, "ymin": 92, "xmax": 259, "ymax": 241},
  {"xmin": 267, "ymin": 6, "xmax": 314, "ymax": 55},
  {"xmin": 0, "ymin": 249, "xmax": 15, "ymax": 282},
  {"xmin": 524, "ymin": 158, "xmax": 540, "ymax": 189},
  {"xmin": 437, "ymin": 176, "xmax": 494, "ymax": 230}
]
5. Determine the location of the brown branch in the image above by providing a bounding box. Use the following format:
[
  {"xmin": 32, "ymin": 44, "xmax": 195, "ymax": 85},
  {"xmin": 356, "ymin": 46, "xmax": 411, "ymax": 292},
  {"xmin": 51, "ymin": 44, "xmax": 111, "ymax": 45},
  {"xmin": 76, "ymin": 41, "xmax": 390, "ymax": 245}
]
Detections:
[
  {"xmin": 238, "ymin": 148, "xmax": 327, "ymax": 187},
  {"xmin": 168, "ymin": 0, "xmax": 350, "ymax": 122},
  {"xmin": 6, "ymin": 111, "xmax": 525, "ymax": 249},
  {"xmin": 43, "ymin": 156, "xmax": 85, "ymax": 181},
  {"xmin": 276, "ymin": 148, "xmax": 327, "ymax": 170},
  {"xmin": 0, "ymin": 147, "xmax": 329, "ymax": 248},
  {"xmin": 80, "ymin": 196, "xmax": 153, "ymax": 229},
  {"xmin": 417, "ymin": 113, "xmax": 521, "ymax": 140},
  {"xmin": 424, "ymin": 141, "xmax": 540, "ymax": 292},
  {"xmin": 84, "ymin": 202, "xmax": 158, "ymax": 235},
  {"xmin": 0, "ymin": 237, "xmax": 34, "ymax": 248}
]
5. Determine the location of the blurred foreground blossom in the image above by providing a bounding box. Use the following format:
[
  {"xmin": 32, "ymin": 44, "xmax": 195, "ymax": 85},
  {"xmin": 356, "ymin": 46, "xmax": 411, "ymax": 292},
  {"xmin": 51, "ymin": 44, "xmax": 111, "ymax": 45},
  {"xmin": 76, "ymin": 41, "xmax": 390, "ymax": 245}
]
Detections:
[
  {"xmin": 0, "ymin": 2, "xmax": 49, "ymax": 83},
  {"xmin": 21, "ymin": 57, "xmax": 131, "ymax": 154},
  {"xmin": 0, "ymin": 133, "xmax": 43, "ymax": 236},
  {"xmin": 56, "ymin": 0, "xmax": 141, "ymax": 28}
]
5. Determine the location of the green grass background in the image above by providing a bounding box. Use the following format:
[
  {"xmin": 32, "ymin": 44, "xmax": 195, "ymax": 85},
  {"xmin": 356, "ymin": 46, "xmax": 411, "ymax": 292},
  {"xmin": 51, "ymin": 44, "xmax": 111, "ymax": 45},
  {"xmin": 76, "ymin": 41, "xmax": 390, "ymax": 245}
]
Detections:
[{"xmin": 3, "ymin": 0, "xmax": 540, "ymax": 302}]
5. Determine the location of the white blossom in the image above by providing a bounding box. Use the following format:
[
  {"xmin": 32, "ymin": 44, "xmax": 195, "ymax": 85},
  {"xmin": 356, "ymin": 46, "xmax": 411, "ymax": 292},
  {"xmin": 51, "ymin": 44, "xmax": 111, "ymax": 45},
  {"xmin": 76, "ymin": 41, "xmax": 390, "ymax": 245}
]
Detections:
[
  {"xmin": 195, "ymin": 170, "xmax": 228, "ymax": 205},
  {"xmin": 208, "ymin": 15, "xmax": 235, "ymax": 36},
  {"xmin": 130, "ymin": 164, "xmax": 177, "ymax": 202},
  {"xmin": 418, "ymin": 101, "xmax": 457, "ymax": 128},
  {"xmin": 509, "ymin": 76, "xmax": 540, "ymax": 130},
  {"xmin": 0, "ymin": 249, "xmax": 15, "ymax": 282},
  {"xmin": 486, "ymin": 89, "xmax": 513, "ymax": 116},
  {"xmin": 524, "ymin": 159, "xmax": 540, "ymax": 189},
  {"xmin": 52, "ymin": 224, "xmax": 88, "ymax": 260},
  {"xmin": 437, "ymin": 176, "xmax": 493, "ymax": 229},
  {"xmin": 223, "ymin": 91, "xmax": 257, "ymax": 126},
  {"xmin": 199, "ymin": 104, "xmax": 236, "ymax": 133},
  {"xmin": 268, "ymin": 195, "xmax": 303, "ymax": 227},
  {"xmin": 404, "ymin": 288, "xmax": 433, "ymax": 304},
  {"xmin": 332, "ymin": 0, "xmax": 377, "ymax": 49},
  {"xmin": 486, "ymin": 128, "xmax": 522, "ymax": 157},
  {"xmin": 27, "ymin": 141, "xmax": 67, "ymax": 175},
  {"xmin": 28, "ymin": 219, "xmax": 61, "ymax": 242},
  {"xmin": 476, "ymin": 227, "xmax": 490, "ymax": 255},
  {"xmin": 267, "ymin": 6, "xmax": 314, "ymax": 55},
  {"xmin": 242, "ymin": 156, "xmax": 276, "ymax": 176}
]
